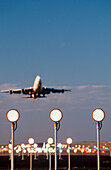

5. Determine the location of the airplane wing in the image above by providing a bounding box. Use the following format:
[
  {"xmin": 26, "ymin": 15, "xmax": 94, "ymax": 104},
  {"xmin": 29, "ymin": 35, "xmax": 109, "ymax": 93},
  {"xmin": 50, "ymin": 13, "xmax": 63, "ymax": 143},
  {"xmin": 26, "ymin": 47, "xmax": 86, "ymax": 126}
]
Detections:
[
  {"xmin": 0, "ymin": 87, "xmax": 33, "ymax": 95},
  {"xmin": 41, "ymin": 87, "xmax": 71, "ymax": 94},
  {"xmin": 0, "ymin": 90, "xmax": 10, "ymax": 93}
]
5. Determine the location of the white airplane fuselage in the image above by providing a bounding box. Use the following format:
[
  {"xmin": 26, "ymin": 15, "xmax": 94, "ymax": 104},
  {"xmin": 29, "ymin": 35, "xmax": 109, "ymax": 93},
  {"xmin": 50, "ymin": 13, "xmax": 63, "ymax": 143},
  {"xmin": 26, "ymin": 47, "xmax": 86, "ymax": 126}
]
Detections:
[{"xmin": 33, "ymin": 75, "xmax": 42, "ymax": 92}]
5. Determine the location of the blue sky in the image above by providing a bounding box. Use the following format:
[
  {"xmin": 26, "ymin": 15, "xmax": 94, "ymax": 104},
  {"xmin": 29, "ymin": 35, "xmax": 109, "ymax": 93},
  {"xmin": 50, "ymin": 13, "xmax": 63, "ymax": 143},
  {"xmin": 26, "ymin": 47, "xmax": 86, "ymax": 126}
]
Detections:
[{"xmin": 0, "ymin": 0, "xmax": 111, "ymax": 143}]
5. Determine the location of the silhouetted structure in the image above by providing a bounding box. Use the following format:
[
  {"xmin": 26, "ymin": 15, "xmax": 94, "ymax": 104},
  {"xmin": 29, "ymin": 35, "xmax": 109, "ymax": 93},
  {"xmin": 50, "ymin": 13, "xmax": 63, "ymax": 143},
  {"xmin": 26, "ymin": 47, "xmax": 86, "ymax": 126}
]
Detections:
[{"xmin": 0, "ymin": 155, "xmax": 111, "ymax": 170}]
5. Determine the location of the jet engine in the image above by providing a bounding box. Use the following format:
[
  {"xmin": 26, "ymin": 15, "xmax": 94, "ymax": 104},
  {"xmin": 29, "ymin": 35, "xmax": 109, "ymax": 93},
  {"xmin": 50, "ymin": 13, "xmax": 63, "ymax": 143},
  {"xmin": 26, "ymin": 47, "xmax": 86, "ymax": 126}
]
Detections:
[
  {"xmin": 21, "ymin": 89, "xmax": 24, "ymax": 93},
  {"xmin": 9, "ymin": 90, "xmax": 12, "ymax": 94},
  {"xmin": 31, "ymin": 93, "xmax": 38, "ymax": 99}
]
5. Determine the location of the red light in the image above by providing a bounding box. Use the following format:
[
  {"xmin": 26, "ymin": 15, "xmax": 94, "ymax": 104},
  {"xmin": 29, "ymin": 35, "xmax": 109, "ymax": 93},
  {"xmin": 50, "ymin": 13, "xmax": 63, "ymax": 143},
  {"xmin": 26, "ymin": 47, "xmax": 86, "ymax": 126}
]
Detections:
[
  {"xmin": 109, "ymin": 147, "xmax": 111, "ymax": 151},
  {"xmin": 101, "ymin": 149, "xmax": 106, "ymax": 153},
  {"xmin": 91, "ymin": 149, "xmax": 96, "ymax": 153}
]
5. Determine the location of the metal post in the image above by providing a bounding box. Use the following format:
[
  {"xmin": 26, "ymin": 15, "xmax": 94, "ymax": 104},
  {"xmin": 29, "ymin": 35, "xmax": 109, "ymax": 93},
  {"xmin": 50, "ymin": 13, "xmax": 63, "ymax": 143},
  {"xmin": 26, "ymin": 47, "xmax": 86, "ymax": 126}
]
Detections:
[
  {"xmin": 54, "ymin": 123, "xmax": 57, "ymax": 170},
  {"xmin": 30, "ymin": 151, "xmax": 32, "ymax": 170},
  {"xmin": 22, "ymin": 150, "xmax": 24, "ymax": 160},
  {"xmin": 34, "ymin": 151, "xmax": 36, "ymax": 160},
  {"xmin": 97, "ymin": 122, "xmax": 100, "ymax": 170},
  {"xmin": 68, "ymin": 145, "xmax": 71, "ymax": 170},
  {"xmin": 11, "ymin": 123, "xmax": 14, "ymax": 170},
  {"xmin": 46, "ymin": 150, "xmax": 48, "ymax": 159},
  {"xmin": 19, "ymin": 151, "xmax": 21, "ymax": 157},
  {"xmin": 49, "ymin": 151, "xmax": 51, "ymax": 170},
  {"xmin": 59, "ymin": 149, "xmax": 61, "ymax": 159}
]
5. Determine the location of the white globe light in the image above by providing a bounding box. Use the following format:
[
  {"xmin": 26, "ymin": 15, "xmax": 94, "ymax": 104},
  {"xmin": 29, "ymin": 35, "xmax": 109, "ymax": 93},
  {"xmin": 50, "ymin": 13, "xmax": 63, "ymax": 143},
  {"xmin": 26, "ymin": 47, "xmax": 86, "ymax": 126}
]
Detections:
[
  {"xmin": 28, "ymin": 138, "xmax": 34, "ymax": 144},
  {"xmin": 58, "ymin": 143, "xmax": 62, "ymax": 148},
  {"xmin": 47, "ymin": 138, "xmax": 53, "ymax": 144},
  {"xmin": 74, "ymin": 149, "xmax": 77, "ymax": 153},
  {"xmin": 21, "ymin": 144, "xmax": 25, "ymax": 148},
  {"xmin": 34, "ymin": 143, "xmax": 38, "ymax": 148},
  {"xmin": 66, "ymin": 138, "xmax": 72, "ymax": 145},
  {"xmin": 46, "ymin": 143, "xmax": 50, "ymax": 148},
  {"xmin": 23, "ymin": 150, "xmax": 26, "ymax": 153},
  {"xmin": 49, "ymin": 108, "xmax": 63, "ymax": 122},
  {"xmin": 91, "ymin": 108, "xmax": 105, "ymax": 122},
  {"xmin": 8, "ymin": 144, "xmax": 12, "ymax": 149},
  {"xmin": 6, "ymin": 109, "xmax": 20, "ymax": 122}
]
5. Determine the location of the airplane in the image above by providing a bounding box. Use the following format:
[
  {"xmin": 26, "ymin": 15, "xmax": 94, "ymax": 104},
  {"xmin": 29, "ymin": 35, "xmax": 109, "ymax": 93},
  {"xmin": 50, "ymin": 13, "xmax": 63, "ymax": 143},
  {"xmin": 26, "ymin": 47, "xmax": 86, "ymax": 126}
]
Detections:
[{"xmin": 0, "ymin": 75, "xmax": 71, "ymax": 99}]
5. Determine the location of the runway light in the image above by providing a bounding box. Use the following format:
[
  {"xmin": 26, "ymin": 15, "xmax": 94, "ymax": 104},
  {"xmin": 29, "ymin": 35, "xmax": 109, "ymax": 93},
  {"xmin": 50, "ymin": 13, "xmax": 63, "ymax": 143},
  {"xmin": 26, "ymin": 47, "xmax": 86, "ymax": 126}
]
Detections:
[
  {"xmin": 9, "ymin": 150, "xmax": 11, "ymax": 153},
  {"xmin": 74, "ymin": 149, "xmax": 77, "ymax": 153},
  {"xmin": 18, "ymin": 147, "xmax": 21, "ymax": 152},
  {"xmin": 34, "ymin": 143, "xmax": 38, "ymax": 148},
  {"xmin": 91, "ymin": 149, "xmax": 97, "ymax": 153},
  {"xmin": 109, "ymin": 147, "xmax": 111, "ymax": 151},
  {"xmin": 101, "ymin": 149, "xmax": 106, "ymax": 153},
  {"xmin": 8, "ymin": 144, "xmax": 12, "ymax": 149},
  {"xmin": 23, "ymin": 150, "xmax": 26, "ymax": 153},
  {"xmin": 88, "ymin": 149, "xmax": 91, "ymax": 153},
  {"xmin": 58, "ymin": 143, "xmax": 62, "ymax": 148},
  {"xmin": 66, "ymin": 137, "xmax": 72, "ymax": 170},
  {"xmin": 91, "ymin": 108, "xmax": 105, "ymax": 122},
  {"xmin": 47, "ymin": 138, "xmax": 53, "ymax": 145},
  {"xmin": 81, "ymin": 149, "xmax": 85, "ymax": 153},
  {"xmin": 49, "ymin": 108, "xmax": 63, "ymax": 170},
  {"xmin": 27, "ymin": 148, "xmax": 30, "ymax": 152},
  {"xmin": 91, "ymin": 108, "xmax": 106, "ymax": 170},
  {"xmin": 66, "ymin": 138, "xmax": 72, "ymax": 145},
  {"xmin": 44, "ymin": 148, "xmax": 48, "ymax": 153},
  {"xmin": 49, "ymin": 147, "xmax": 53, "ymax": 153},
  {"xmin": 60, "ymin": 149, "xmax": 62, "ymax": 153},
  {"xmin": 37, "ymin": 148, "xmax": 42, "ymax": 153},
  {"xmin": 6, "ymin": 109, "xmax": 20, "ymax": 123},
  {"xmin": 0, "ymin": 149, "xmax": 3, "ymax": 153},
  {"xmin": 28, "ymin": 138, "xmax": 34, "ymax": 145},
  {"xmin": 21, "ymin": 144, "xmax": 25, "ymax": 148},
  {"xmin": 67, "ymin": 149, "xmax": 69, "ymax": 153},
  {"xmin": 46, "ymin": 143, "xmax": 50, "ymax": 148},
  {"xmin": 16, "ymin": 150, "xmax": 19, "ymax": 153},
  {"xmin": 49, "ymin": 108, "xmax": 63, "ymax": 122}
]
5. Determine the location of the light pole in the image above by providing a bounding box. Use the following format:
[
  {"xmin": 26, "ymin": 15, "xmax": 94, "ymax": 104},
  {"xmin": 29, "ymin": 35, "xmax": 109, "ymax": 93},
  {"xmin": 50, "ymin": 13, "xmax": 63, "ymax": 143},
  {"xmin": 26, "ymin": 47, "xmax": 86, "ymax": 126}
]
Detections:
[
  {"xmin": 28, "ymin": 138, "xmax": 34, "ymax": 170},
  {"xmin": 46, "ymin": 143, "xmax": 50, "ymax": 159},
  {"xmin": 66, "ymin": 138, "xmax": 72, "ymax": 170},
  {"xmin": 21, "ymin": 143, "xmax": 25, "ymax": 160},
  {"xmin": 49, "ymin": 108, "xmax": 63, "ymax": 170},
  {"xmin": 6, "ymin": 109, "xmax": 20, "ymax": 170},
  {"xmin": 8, "ymin": 144, "xmax": 12, "ymax": 160},
  {"xmin": 33, "ymin": 143, "xmax": 38, "ymax": 160},
  {"xmin": 47, "ymin": 138, "xmax": 53, "ymax": 170},
  {"xmin": 58, "ymin": 143, "xmax": 62, "ymax": 159},
  {"xmin": 91, "ymin": 108, "xmax": 105, "ymax": 170}
]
